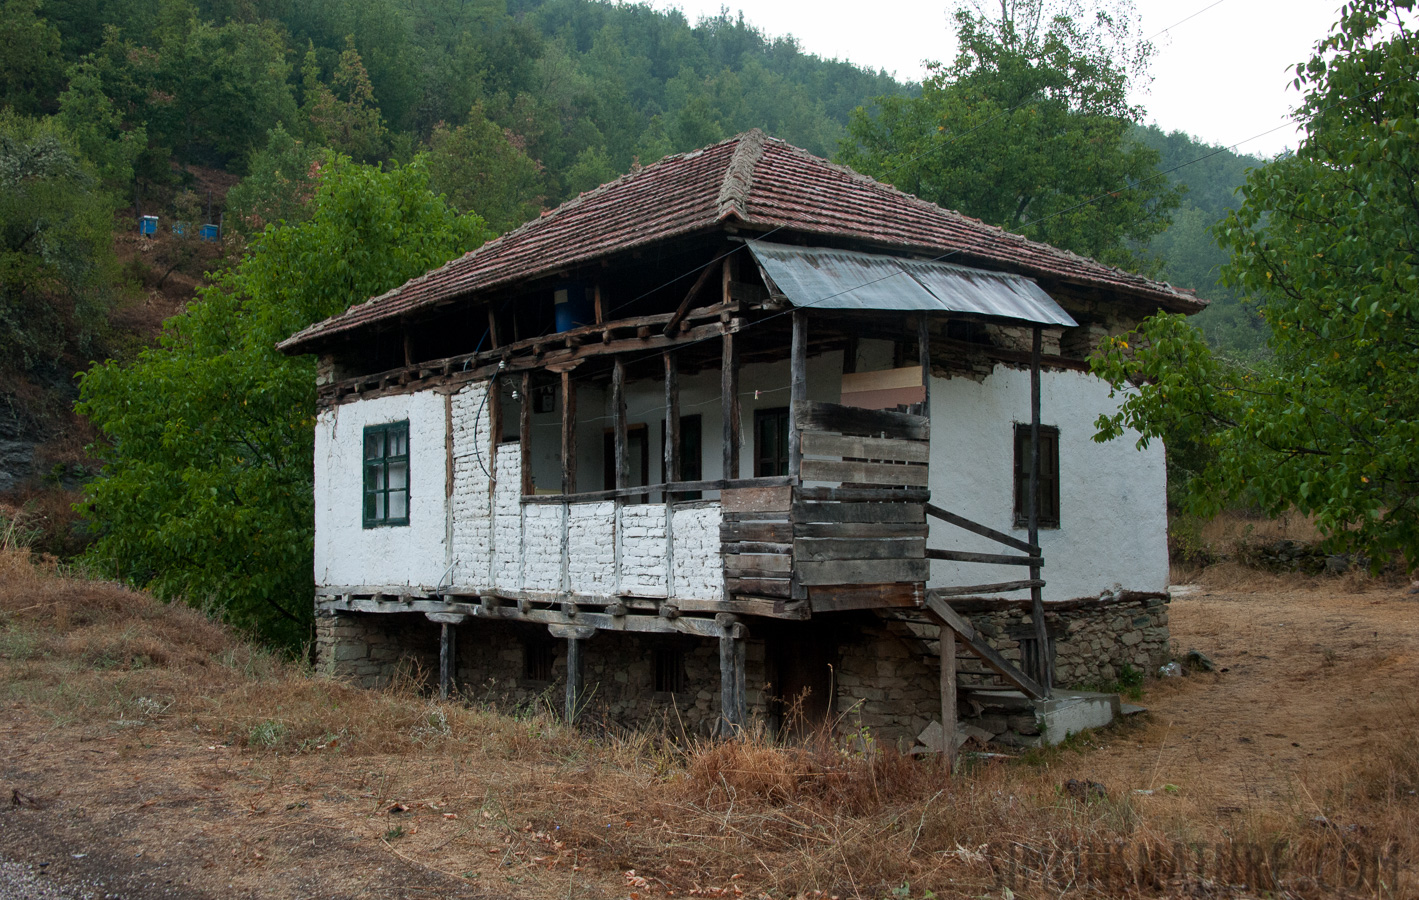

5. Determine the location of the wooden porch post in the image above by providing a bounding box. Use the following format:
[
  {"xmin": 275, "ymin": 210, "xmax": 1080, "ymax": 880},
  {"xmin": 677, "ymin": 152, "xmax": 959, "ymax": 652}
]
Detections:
[
  {"xmin": 520, "ymin": 372, "xmax": 533, "ymax": 496},
  {"xmin": 1028, "ymin": 326, "xmax": 1051, "ymax": 696},
  {"xmin": 561, "ymin": 370, "xmax": 577, "ymax": 495},
  {"xmin": 552, "ymin": 624, "xmax": 596, "ymax": 723},
  {"xmin": 918, "ymin": 315, "xmax": 932, "ymax": 418},
  {"xmin": 440, "ymin": 622, "xmax": 456, "ymax": 699},
  {"xmin": 940, "ymin": 624, "xmax": 956, "ymax": 767},
  {"xmin": 664, "ymin": 351, "xmax": 679, "ymax": 490},
  {"xmin": 789, "ymin": 309, "xmax": 807, "ymax": 479},
  {"xmin": 612, "ymin": 358, "xmax": 628, "ymax": 491},
  {"xmin": 722, "ymin": 331, "xmax": 740, "ymax": 480}
]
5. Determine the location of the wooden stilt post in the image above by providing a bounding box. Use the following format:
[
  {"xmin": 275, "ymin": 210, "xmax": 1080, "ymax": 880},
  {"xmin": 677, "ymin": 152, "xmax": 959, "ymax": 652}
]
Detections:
[
  {"xmin": 789, "ymin": 309, "xmax": 807, "ymax": 479},
  {"xmin": 1028, "ymin": 326, "xmax": 1051, "ymax": 696},
  {"xmin": 721, "ymin": 330, "xmax": 740, "ymax": 480},
  {"xmin": 940, "ymin": 624, "xmax": 957, "ymax": 768},
  {"xmin": 565, "ymin": 634, "xmax": 583, "ymax": 724},
  {"xmin": 439, "ymin": 621, "xmax": 456, "ymax": 700},
  {"xmin": 716, "ymin": 614, "xmax": 746, "ymax": 736}
]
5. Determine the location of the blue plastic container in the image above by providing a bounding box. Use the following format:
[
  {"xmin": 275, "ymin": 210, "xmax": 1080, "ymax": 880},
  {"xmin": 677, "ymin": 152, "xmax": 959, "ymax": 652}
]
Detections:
[
  {"xmin": 199, "ymin": 223, "xmax": 219, "ymax": 242},
  {"xmin": 139, "ymin": 215, "xmax": 158, "ymax": 235},
  {"xmin": 172, "ymin": 221, "xmax": 187, "ymax": 237},
  {"xmin": 553, "ymin": 284, "xmax": 595, "ymax": 332}
]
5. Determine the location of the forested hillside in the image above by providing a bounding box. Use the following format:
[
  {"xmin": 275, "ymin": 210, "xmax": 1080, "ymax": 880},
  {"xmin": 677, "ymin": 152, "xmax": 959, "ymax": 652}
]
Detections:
[
  {"xmin": 1135, "ymin": 125, "xmax": 1269, "ymax": 358},
  {"xmin": 0, "ymin": 0, "xmax": 909, "ymax": 504}
]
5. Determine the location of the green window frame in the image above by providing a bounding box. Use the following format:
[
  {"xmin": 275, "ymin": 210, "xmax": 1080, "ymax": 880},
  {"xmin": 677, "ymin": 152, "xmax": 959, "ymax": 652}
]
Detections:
[{"xmin": 363, "ymin": 421, "xmax": 410, "ymax": 528}]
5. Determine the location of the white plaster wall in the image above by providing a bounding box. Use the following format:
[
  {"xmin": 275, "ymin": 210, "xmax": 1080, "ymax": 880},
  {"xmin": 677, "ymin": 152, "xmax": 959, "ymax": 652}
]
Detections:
[
  {"xmin": 619, "ymin": 505, "xmax": 668, "ymax": 596},
  {"xmin": 522, "ymin": 503, "xmax": 564, "ymax": 594},
  {"xmin": 568, "ymin": 501, "xmax": 616, "ymax": 594},
  {"xmin": 671, "ymin": 505, "xmax": 723, "ymax": 600},
  {"xmin": 313, "ymin": 391, "xmax": 448, "ymax": 589},
  {"xmin": 450, "ymin": 382, "xmax": 493, "ymax": 592},
  {"xmin": 927, "ymin": 366, "xmax": 1169, "ymax": 599},
  {"xmin": 492, "ymin": 447, "xmax": 522, "ymax": 592}
]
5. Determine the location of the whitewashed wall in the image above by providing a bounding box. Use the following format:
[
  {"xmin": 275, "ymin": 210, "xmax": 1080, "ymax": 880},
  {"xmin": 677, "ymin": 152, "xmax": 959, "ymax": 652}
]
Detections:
[
  {"xmin": 306, "ymin": 376, "xmax": 730, "ymax": 603},
  {"xmin": 313, "ymin": 391, "xmax": 449, "ymax": 589},
  {"xmin": 926, "ymin": 366, "xmax": 1169, "ymax": 599}
]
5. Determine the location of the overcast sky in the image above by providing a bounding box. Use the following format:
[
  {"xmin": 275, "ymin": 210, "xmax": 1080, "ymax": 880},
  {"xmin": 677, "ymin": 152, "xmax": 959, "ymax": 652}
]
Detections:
[{"xmin": 649, "ymin": 0, "xmax": 1343, "ymax": 158}]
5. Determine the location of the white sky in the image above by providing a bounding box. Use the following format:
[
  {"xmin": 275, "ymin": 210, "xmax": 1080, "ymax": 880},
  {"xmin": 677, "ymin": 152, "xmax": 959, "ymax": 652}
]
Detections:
[{"xmin": 650, "ymin": 0, "xmax": 1344, "ymax": 158}]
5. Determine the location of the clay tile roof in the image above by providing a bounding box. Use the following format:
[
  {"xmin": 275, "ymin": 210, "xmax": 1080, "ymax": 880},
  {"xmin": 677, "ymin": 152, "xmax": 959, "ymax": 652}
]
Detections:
[{"xmin": 278, "ymin": 129, "xmax": 1202, "ymax": 354}]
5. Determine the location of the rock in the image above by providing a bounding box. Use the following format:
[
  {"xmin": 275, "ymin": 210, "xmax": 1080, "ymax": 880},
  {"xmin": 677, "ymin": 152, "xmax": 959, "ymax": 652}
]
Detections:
[
  {"xmin": 1184, "ymin": 649, "xmax": 1216, "ymax": 672},
  {"xmin": 1119, "ymin": 703, "xmax": 1147, "ymax": 716},
  {"xmin": 1064, "ymin": 779, "xmax": 1108, "ymax": 802},
  {"xmin": 916, "ymin": 720, "xmax": 946, "ymax": 753},
  {"xmin": 1158, "ymin": 662, "xmax": 1183, "ymax": 678},
  {"xmin": 956, "ymin": 725, "xmax": 995, "ymax": 749}
]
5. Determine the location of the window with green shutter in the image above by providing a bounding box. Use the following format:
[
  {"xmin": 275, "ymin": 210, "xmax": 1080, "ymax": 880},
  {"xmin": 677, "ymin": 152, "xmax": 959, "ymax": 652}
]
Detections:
[{"xmin": 363, "ymin": 421, "xmax": 410, "ymax": 527}]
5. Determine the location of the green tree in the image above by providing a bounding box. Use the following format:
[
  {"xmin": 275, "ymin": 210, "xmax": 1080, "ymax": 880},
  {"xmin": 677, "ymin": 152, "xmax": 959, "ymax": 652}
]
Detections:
[
  {"xmin": 0, "ymin": 112, "xmax": 119, "ymax": 373},
  {"xmin": 77, "ymin": 157, "xmax": 491, "ymax": 647},
  {"xmin": 299, "ymin": 38, "xmax": 388, "ymax": 163},
  {"xmin": 840, "ymin": 0, "xmax": 1179, "ymax": 269},
  {"xmin": 0, "ymin": 0, "xmax": 66, "ymax": 115},
  {"xmin": 224, "ymin": 124, "xmax": 332, "ymax": 236},
  {"xmin": 1091, "ymin": 0, "xmax": 1419, "ymax": 567},
  {"xmin": 425, "ymin": 103, "xmax": 543, "ymax": 233}
]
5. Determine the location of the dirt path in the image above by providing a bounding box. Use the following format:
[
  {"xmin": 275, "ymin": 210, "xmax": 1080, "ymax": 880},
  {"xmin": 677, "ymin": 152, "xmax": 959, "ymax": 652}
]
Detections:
[{"xmin": 1077, "ymin": 578, "xmax": 1419, "ymax": 820}]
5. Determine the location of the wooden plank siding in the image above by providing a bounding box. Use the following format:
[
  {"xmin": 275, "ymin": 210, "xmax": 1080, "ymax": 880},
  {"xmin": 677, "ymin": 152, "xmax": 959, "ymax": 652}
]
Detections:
[{"xmin": 720, "ymin": 401, "xmax": 932, "ymax": 613}]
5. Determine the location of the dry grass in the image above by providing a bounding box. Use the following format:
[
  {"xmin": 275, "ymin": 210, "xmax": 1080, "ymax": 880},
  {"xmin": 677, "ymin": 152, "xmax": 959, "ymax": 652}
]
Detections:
[{"xmin": 1, "ymin": 526, "xmax": 1415, "ymax": 898}]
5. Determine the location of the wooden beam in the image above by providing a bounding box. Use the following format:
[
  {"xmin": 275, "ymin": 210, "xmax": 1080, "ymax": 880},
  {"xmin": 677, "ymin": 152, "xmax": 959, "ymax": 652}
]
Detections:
[
  {"xmin": 664, "ymin": 352, "xmax": 679, "ymax": 486},
  {"xmin": 799, "ymin": 458, "xmax": 930, "ymax": 487},
  {"xmin": 612, "ymin": 358, "xmax": 628, "ymax": 491},
  {"xmin": 800, "ymin": 432, "xmax": 931, "ymax": 464},
  {"xmin": 1028, "ymin": 325, "xmax": 1050, "ymax": 696},
  {"xmin": 564, "ymin": 634, "xmax": 584, "ymax": 723},
  {"xmin": 796, "ymin": 558, "xmax": 929, "ymax": 586},
  {"xmin": 561, "ymin": 369, "xmax": 577, "ymax": 495},
  {"xmin": 918, "ymin": 314, "xmax": 932, "ymax": 419},
  {"xmin": 664, "ymin": 262, "xmax": 718, "ymax": 336},
  {"xmin": 925, "ymin": 503, "xmax": 1039, "ymax": 554},
  {"xmin": 794, "ymin": 401, "xmax": 930, "ymax": 441},
  {"xmin": 522, "ymin": 475, "xmax": 793, "ymax": 504},
  {"xmin": 923, "ymin": 595, "xmax": 1046, "ymax": 700},
  {"xmin": 926, "ymin": 548, "xmax": 1042, "ymax": 566},
  {"xmin": 941, "ymin": 623, "xmax": 956, "ymax": 767},
  {"xmin": 520, "ymin": 372, "xmax": 533, "ymax": 496},
  {"xmin": 789, "ymin": 308, "xmax": 807, "ymax": 479},
  {"xmin": 438, "ymin": 621, "xmax": 456, "ymax": 700},
  {"xmin": 487, "ymin": 307, "xmax": 500, "ymax": 350},
  {"xmin": 487, "ymin": 375, "xmax": 502, "ymax": 476},
  {"xmin": 719, "ymin": 631, "xmax": 745, "ymax": 736},
  {"xmin": 722, "ymin": 329, "xmax": 740, "ymax": 480},
  {"xmin": 795, "ymin": 486, "xmax": 931, "ymax": 503},
  {"xmin": 926, "ymin": 580, "xmax": 1045, "ymax": 599},
  {"xmin": 593, "ymin": 283, "xmax": 604, "ymax": 325}
]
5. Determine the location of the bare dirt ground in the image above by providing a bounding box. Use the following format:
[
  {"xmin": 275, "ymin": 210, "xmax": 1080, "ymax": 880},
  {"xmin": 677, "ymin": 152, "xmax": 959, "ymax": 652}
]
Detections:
[{"xmin": 1, "ymin": 562, "xmax": 1415, "ymax": 899}]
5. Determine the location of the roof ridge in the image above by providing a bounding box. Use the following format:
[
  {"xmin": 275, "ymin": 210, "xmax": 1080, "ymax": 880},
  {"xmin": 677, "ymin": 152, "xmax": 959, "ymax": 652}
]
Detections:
[{"xmin": 716, "ymin": 129, "xmax": 767, "ymax": 222}]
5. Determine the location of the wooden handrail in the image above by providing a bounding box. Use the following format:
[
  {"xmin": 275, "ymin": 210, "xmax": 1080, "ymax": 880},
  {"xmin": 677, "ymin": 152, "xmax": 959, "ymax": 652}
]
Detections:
[
  {"xmin": 925, "ymin": 503, "xmax": 1039, "ymax": 554},
  {"xmin": 520, "ymin": 475, "xmax": 795, "ymax": 504}
]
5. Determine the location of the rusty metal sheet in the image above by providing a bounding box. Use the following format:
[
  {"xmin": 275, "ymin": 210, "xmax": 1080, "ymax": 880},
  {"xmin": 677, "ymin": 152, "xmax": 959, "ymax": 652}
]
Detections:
[{"xmin": 748, "ymin": 242, "xmax": 1077, "ymax": 327}]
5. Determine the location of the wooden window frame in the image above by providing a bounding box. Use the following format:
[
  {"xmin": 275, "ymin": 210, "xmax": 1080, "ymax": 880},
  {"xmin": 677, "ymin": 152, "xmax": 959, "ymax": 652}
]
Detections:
[
  {"xmin": 363, "ymin": 420, "xmax": 410, "ymax": 528},
  {"xmin": 1012, "ymin": 424, "xmax": 1060, "ymax": 529},
  {"xmin": 753, "ymin": 407, "xmax": 791, "ymax": 478}
]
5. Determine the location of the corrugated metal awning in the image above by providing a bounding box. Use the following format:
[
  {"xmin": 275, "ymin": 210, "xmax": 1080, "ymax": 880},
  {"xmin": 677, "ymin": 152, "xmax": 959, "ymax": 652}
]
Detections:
[{"xmin": 747, "ymin": 242, "xmax": 1077, "ymax": 327}]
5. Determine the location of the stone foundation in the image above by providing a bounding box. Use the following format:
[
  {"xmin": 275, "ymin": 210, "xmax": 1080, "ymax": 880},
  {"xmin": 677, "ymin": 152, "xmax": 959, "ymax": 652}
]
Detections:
[{"xmin": 313, "ymin": 591, "xmax": 1170, "ymax": 748}]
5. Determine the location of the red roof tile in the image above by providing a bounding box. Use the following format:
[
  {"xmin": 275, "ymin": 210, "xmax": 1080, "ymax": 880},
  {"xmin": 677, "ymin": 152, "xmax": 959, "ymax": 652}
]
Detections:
[{"xmin": 279, "ymin": 130, "xmax": 1202, "ymax": 353}]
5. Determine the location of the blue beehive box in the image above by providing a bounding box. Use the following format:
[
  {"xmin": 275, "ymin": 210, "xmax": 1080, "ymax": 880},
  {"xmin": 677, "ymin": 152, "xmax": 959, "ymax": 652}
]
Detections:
[
  {"xmin": 199, "ymin": 223, "xmax": 219, "ymax": 242},
  {"xmin": 139, "ymin": 215, "xmax": 158, "ymax": 235}
]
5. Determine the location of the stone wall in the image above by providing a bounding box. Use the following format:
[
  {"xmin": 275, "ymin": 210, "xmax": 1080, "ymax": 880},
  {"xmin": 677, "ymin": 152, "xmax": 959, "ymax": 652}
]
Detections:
[
  {"xmin": 953, "ymin": 592, "xmax": 1171, "ymax": 688},
  {"xmin": 314, "ymin": 592, "xmax": 1170, "ymax": 746}
]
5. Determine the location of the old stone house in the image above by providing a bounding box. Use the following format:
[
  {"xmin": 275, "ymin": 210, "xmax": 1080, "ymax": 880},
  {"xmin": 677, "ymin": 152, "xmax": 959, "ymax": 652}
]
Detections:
[{"xmin": 279, "ymin": 131, "xmax": 1197, "ymax": 748}]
